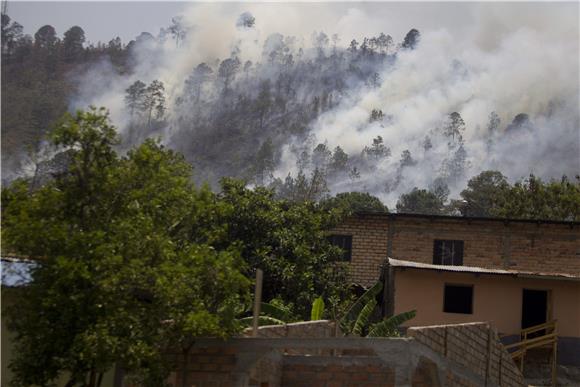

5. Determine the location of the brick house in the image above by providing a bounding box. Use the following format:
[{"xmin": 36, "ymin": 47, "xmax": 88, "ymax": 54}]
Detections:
[{"xmin": 329, "ymin": 212, "xmax": 580, "ymax": 367}]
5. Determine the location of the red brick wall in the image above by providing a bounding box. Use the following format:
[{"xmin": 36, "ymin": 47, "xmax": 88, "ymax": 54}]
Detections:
[
  {"xmin": 331, "ymin": 214, "xmax": 580, "ymax": 286},
  {"xmin": 281, "ymin": 361, "xmax": 395, "ymax": 387},
  {"xmin": 330, "ymin": 214, "xmax": 389, "ymax": 286}
]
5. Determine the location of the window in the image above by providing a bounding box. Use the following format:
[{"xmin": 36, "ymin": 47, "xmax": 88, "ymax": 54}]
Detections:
[
  {"xmin": 433, "ymin": 240, "xmax": 464, "ymax": 265},
  {"xmin": 444, "ymin": 284, "xmax": 473, "ymax": 314},
  {"xmin": 327, "ymin": 235, "xmax": 353, "ymax": 261}
]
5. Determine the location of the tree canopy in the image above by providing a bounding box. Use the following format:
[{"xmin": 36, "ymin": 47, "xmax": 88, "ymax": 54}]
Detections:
[{"xmin": 2, "ymin": 107, "xmax": 352, "ymax": 386}]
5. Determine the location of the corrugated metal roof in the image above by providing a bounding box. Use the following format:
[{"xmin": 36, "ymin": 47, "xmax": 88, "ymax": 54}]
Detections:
[{"xmin": 387, "ymin": 258, "xmax": 580, "ymax": 281}]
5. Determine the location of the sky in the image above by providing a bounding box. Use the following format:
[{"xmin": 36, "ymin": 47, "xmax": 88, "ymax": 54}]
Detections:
[
  {"xmin": 5, "ymin": 1, "xmax": 525, "ymax": 45},
  {"xmin": 7, "ymin": 1, "xmax": 188, "ymax": 43}
]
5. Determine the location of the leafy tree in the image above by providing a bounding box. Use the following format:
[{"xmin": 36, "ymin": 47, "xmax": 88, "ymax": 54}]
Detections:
[
  {"xmin": 506, "ymin": 113, "xmax": 532, "ymax": 132},
  {"xmin": 491, "ymin": 175, "xmax": 580, "ymax": 221},
  {"xmin": 34, "ymin": 25, "xmax": 58, "ymax": 49},
  {"xmin": 401, "ymin": 28, "xmax": 420, "ymax": 50},
  {"xmin": 399, "ymin": 150, "xmax": 416, "ymax": 168},
  {"xmin": 167, "ymin": 16, "xmax": 187, "ymax": 47},
  {"xmin": 1, "ymin": 13, "xmax": 23, "ymax": 56},
  {"xmin": 396, "ymin": 188, "xmax": 446, "ymax": 215},
  {"xmin": 369, "ymin": 109, "xmax": 384, "ymax": 122},
  {"xmin": 454, "ymin": 170, "xmax": 510, "ymax": 217},
  {"xmin": 255, "ymin": 79, "xmax": 272, "ymax": 130},
  {"xmin": 237, "ymin": 12, "xmax": 255, "ymax": 29},
  {"xmin": 143, "ymin": 80, "xmax": 166, "ymax": 126},
  {"xmin": 487, "ymin": 111, "xmax": 501, "ymax": 133},
  {"xmin": 63, "ymin": 26, "xmax": 85, "ymax": 62},
  {"xmin": 363, "ymin": 135, "xmax": 390, "ymax": 160},
  {"xmin": 124, "ymin": 80, "xmax": 147, "ymax": 117},
  {"xmin": 330, "ymin": 146, "xmax": 349, "ymax": 172},
  {"xmin": 312, "ymin": 143, "xmax": 332, "ymax": 170},
  {"xmin": 321, "ymin": 192, "xmax": 388, "ymax": 215},
  {"xmin": 214, "ymin": 178, "xmax": 349, "ymax": 318},
  {"xmin": 443, "ymin": 112, "xmax": 466, "ymax": 142},
  {"xmin": 184, "ymin": 63, "xmax": 213, "ymax": 103},
  {"xmin": 254, "ymin": 138, "xmax": 275, "ymax": 185},
  {"xmin": 2, "ymin": 108, "xmax": 250, "ymax": 386},
  {"xmin": 218, "ymin": 57, "xmax": 241, "ymax": 94}
]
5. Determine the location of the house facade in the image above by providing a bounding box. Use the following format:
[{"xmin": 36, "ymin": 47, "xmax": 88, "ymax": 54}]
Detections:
[
  {"xmin": 329, "ymin": 213, "xmax": 580, "ymax": 286},
  {"xmin": 329, "ymin": 213, "xmax": 580, "ymax": 367}
]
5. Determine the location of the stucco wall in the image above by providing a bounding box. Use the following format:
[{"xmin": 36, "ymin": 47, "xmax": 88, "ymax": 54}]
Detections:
[
  {"xmin": 392, "ymin": 269, "xmax": 580, "ymax": 337},
  {"xmin": 331, "ymin": 214, "xmax": 580, "ymax": 286}
]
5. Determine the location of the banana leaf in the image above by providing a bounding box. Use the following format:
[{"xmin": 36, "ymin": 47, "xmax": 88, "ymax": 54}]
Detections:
[
  {"xmin": 339, "ymin": 281, "xmax": 383, "ymax": 333},
  {"xmin": 366, "ymin": 310, "xmax": 416, "ymax": 337},
  {"xmin": 310, "ymin": 297, "xmax": 325, "ymax": 321},
  {"xmin": 352, "ymin": 298, "xmax": 377, "ymax": 336},
  {"xmin": 260, "ymin": 302, "xmax": 291, "ymax": 322}
]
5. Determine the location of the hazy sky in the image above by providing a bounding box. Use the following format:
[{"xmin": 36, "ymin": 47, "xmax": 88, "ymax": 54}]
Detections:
[
  {"xmin": 8, "ymin": 2, "xmax": 573, "ymax": 45},
  {"xmin": 8, "ymin": 2, "xmax": 188, "ymax": 43}
]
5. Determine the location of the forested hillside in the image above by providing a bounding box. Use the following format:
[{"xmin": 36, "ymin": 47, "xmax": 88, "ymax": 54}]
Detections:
[{"xmin": 2, "ymin": 10, "xmax": 579, "ymax": 219}]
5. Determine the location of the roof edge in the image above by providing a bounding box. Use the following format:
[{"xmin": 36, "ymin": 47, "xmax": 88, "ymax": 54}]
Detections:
[{"xmin": 353, "ymin": 212, "xmax": 580, "ymax": 226}]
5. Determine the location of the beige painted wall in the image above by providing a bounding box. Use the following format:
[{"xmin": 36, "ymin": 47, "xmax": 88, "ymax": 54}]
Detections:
[{"xmin": 393, "ymin": 269, "xmax": 580, "ymax": 337}]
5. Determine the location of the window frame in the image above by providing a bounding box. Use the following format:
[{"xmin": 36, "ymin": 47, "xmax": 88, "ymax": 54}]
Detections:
[
  {"xmin": 443, "ymin": 283, "xmax": 474, "ymax": 315},
  {"xmin": 433, "ymin": 239, "xmax": 464, "ymax": 266},
  {"xmin": 327, "ymin": 234, "xmax": 353, "ymax": 262}
]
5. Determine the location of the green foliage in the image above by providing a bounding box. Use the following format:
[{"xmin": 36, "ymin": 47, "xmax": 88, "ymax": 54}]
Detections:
[
  {"xmin": 352, "ymin": 298, "xmax": 377, "ymax": 336},
  {"xmin": 491, "ymin": 175, "xmax": 580, "ymax": 221},
  {"xmin": 339, "ymin": 281, "xmax": 382, "ymax": 334},
  {"xmin": 396, "ymin": 188, "xmax": 446, "ymax": 215},
  {"xmin": 339, "ymin": 281, "xmax": 415, "ymax": 337},
  {"xmin": 367, "ymin": 310, "xmax": 417, "ymax": 338},
  {"xmin": 321, "ymin": 191, "xmax": 388, "ymax": 215},
  {"xmin": 2, "ymin": 109, "xmax": 251, "ymax": 387},
  {"xmin": 453, "ymin": 170, "xmax": 510, "ymax": 217},
  {"xmin": 310, "ymin": 297, "xmax": 325, "ymax": 321},
  {"xmin": 260, "ymin": 300, "xmax": 294, "ymax": 322},
  {"xmin": 213, "ymin": 178, "xmax": 350, "ymax": 318}
]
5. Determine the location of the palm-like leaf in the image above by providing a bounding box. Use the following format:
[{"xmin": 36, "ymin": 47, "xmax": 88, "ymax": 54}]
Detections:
[
  {"xmin": 310, "ymin": 297, "xmax": 325, "ymax": 321},
  {"xmin": 352, "ymin": 298, "xmax": 377, "ymax": 336},
  {"xmin": 261, "ymin": 302, "xmax": 291, "ymax": 322},
  {"xmin": 339, "ymin": 281, "xmax": 382, "ymax": 333},
  {"xmin": 366, "ymin": 310, "xmax": 416, "ymax": 338}
]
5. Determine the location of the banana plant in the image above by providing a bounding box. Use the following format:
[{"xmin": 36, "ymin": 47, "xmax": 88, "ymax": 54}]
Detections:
[
  {"xmin": 339, "ymin": 281, "xmax": 416, "ymax": 337},
  {"xmin": 240, "ymin": 297, "xmax": 326, "ymax": 327}
]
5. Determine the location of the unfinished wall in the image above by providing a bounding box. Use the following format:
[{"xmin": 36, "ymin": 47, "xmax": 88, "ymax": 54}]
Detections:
[
  {"xmin": 407, "ymin": 322, "xmax": 524, "ymax": 387},
  {"xmin": 164, "ymin": 322, "xmax": 524, "ymax": 387},
  {"xmin": 331, "ymin": 214, "xmax": 580, "ymax": 286},
  {"xmin": 242, "ymin": 320, "xmax": 337, "ymax": 339}
]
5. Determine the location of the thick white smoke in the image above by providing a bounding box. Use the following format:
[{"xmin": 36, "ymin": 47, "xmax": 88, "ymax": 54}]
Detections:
[{"xmin": 71, "ymin": 2, "xmax": 579, "ymax": 207}]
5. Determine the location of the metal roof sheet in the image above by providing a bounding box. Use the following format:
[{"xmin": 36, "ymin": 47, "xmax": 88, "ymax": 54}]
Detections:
[{"xmin": 387, "ymin": 258, "xmax": 580, "ymax": 281}]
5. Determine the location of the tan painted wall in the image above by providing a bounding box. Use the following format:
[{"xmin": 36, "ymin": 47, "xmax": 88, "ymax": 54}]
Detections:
[
  {"xmin": 331, "ymin": 214, "xmax": 580, "ymax": 286},
  {"xmin": 393, "ymin": 269, "xmax": 580, "ymax": 337}
]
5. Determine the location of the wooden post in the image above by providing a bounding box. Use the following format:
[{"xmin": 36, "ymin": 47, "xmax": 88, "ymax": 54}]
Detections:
[
  {"xmin": 551, "ymin": 341, "xmax": 558, "ymax": 387},
  {"xmin": 252, "ymin": 269, "xmax": 264, "ymax": 337}
]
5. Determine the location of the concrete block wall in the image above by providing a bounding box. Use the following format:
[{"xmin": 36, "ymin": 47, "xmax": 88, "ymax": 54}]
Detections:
[
  {"xmin": 331, "ymin": 214, "xmax": 580, "ymax": 286},
  {"xmin": 281, "ymin": 357, "xmax": 395, "ymax": 387},
  {"xmin": 242, "ymin": 320, "xmax": 337, "ymax": 339},
  {"xmin": 168, "ymin": 346, "xmax": 239, "ymax": 387},
  {"xmin": 407, "ymin": 322, "xmax": 525, "ymax": 387},
  {"xmin": 162, "ymin": 322, "xmax": 525, "ymax": 387}
]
